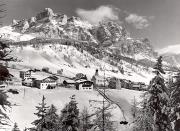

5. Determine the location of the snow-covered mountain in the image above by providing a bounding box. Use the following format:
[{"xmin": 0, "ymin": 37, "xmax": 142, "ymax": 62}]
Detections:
[
  {"xmin": 1, "ymin": 8, "xmax": 157, "ymax": 58},
  {"xmin": 1, "ymin": 8, "xmax": 179, "ymax": 131},
  {"xmin": 0, "ymin": 8, "xmax": 177, "ymax": 80},
  {"xmin": 158, "ymin": 44, "xmax": 180, "ymax": 67}
]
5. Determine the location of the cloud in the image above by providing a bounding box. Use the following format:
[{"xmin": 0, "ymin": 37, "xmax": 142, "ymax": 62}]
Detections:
[
  {"xmin": 125, "ymin": 14, "xmax": 150, "ymax": 29},
  {"xmin": 76, "ymin": 5, "xmax": 120, "ymax": 25},
  {"xmin": 158, "ymin": 44, "xmax": 180, "ymax": 55},
  {"xmin": 76, "ymin": 5, "xmax": 153, "ymax": 29}
]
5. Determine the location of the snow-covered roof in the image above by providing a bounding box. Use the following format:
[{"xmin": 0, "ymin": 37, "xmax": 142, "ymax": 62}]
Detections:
[
  {"xmin": 75, "ymin": 79, "xmax": 93, "ymax": 84},
  {"xmin": 33, "ymin": 75, "xmax": 47, "ymax": 80},
  {"xmin": 64, "ymin": 79, "xmax": 76, "ymax": 84},
  {"xmin": 20, "ymin": 69, "xmax": 31, "ymax": 72}
]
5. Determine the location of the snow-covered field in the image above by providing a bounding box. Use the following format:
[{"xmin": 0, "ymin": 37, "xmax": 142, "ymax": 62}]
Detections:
[
  {"xmin": 0, "ymin": 34, "xmax": 154, "ymax": 131},
  {"xmin": 3, "ymin": 86, "xmax": 143, "ymax": 131}
]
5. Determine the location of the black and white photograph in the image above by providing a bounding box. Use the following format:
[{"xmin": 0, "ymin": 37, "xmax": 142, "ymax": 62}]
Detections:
[{"xmin": 0, "ymin": 0, "xmax": 180, "ymax": 130}]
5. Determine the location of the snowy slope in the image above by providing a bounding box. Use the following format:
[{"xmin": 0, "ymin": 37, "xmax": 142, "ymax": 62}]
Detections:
[
  {"xmin": 4, "ymin": 86, "xmax": 143, "ymax": 131},
  {"xmin": 0, "ymin": 26, "xmax": 35, "ymax": 42},
  {"xmin": 8, "ymin": 44, "xmax": 154, "ymax": 84},
  {"xmin": 157, "ymin": 44, "xmax": 180, "ymax": 67}
]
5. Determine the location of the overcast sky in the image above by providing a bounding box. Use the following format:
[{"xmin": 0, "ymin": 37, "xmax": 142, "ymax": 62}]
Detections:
[{"xmin": 2, "ymin": 0, "xmax": 180, "ymax": 49}]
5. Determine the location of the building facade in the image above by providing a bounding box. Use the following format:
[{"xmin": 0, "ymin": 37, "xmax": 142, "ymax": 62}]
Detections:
[
  {"xmin": 91, "ymin": 75, "xmax": 108, "ymax": 87},
  {"xmin": 35, "ymin": 77, "xmax": 56, "ymax": 89},
  {"xmin": 75, "ymin": 79, "xmax": 94, "ymax": 91},
  {"xmin": 20, "ymin": 70, "xmax": 31, "ymax": 79}
]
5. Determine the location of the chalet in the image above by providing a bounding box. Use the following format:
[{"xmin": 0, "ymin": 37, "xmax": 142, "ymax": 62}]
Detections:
[
  {"xmin": 22, "ymin": 78, "xmax": 35, "ymax": 87},
  {"xmin": 56, "ymin": 76, "xmax": 69, "ymax": 86},
  {"xmin": 35, "ymin": 77, "xmax": 56, "ymax": 89},
  {"xmin": 48, "ymin": 75, "xmax": 68, "ymax": 86},
  {"xmin": 75, "ymin": 79, "xmax": 93, "ymax": 91},
  {"xmin": 132, "ymin": 82, "xmax": 142, "ymax": 90},
  {"xmin": 63, "ymin": 79, "xmax": 76, "ymax": 88},
  {"xmin": 20, "ymin": 70, "xmax": 32, "ymax": 79}
]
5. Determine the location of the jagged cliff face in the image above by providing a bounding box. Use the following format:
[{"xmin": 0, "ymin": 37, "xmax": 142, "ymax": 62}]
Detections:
[
  {"xmin": 2, "ymin": 8, "xmax": 157, "ymax": 60},
  {"xmin": 12, "ymin": 8, "xmax": 95, "ymax": 42}
]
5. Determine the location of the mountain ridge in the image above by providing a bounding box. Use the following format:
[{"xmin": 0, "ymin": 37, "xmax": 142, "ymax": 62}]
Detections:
[
  {"xmin": 0, "ymin": 8, "xmax": 178, "ymax": 71},
  {"xmin": 2, "ymin": 8, "xmax": 157, "ymax": 58}
]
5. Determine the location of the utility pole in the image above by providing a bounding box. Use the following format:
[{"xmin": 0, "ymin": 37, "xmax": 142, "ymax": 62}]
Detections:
[{"xmin": 102, "ymin": 66, "xmax": 106, "ymax": 131}]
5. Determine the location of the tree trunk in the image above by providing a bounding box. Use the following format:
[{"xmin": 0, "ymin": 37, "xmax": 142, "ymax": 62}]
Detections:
[{"xmin": 153, "ymin": 112, "xmax": 159, "ymax": 131}]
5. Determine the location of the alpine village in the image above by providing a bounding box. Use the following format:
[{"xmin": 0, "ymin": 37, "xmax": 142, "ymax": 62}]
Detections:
[{"xmin": 0, "ymin": 2, "xmax": 180, "ymax": 131}]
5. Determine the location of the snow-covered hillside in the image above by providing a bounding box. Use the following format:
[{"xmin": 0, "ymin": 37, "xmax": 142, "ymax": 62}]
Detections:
[
  {"xmin": 157, "ymin": 44, "xmax": 180, "ymax": 67},
  {"xmin": 5, "ymin": 86, "xmax": 143, "ymax": 131},
  {"xmin": 0, "ymin": 26, "xmax": 35, "ymax": 42},
  {"xmin": 0, "ymin": 7, "xmax": 175, "ymax": 131},
  {"xmin": 8, "ymin": 44, "xmax": 154, "ymax": 84}
]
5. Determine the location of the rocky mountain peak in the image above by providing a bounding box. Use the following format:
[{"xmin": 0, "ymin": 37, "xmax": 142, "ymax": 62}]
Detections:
[
  {"xmin": 2, "ymin": 8, "xmax": 158, "ymax": 63},
  {"xmin": 12, "ymin": 19, "xmax": 19, "ymax": 26},
  {"xmin": 67, "ymin": 16, "xmax": 81, "ymax": 23},
  {"xmin": 36, "ymin": 8, "xmax": 55, "ymax": 21}
]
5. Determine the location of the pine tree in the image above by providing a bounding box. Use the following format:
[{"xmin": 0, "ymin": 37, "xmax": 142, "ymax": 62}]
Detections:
[
  {"xmin": 59, "ymin": 95, "xmax": 80, "ymax": 131},
  {"xmin": 0, "ymin": 10, "xmax": 15, "ymax": 127},
  {"xmin": 131, "ymin": 97, "xmax": 138, "ymax": 119},
  {"xmin": 93, "ymin": 110, "xmax": 115, "ymax": 131},
  {"xmin": 170, "ymin": 71, "xmax": 180, "ymax": 131},
  {"xmin": 32, "ymin": 95, "xmax": 49, "ymax": 131},
  {"xmin": 133, "ymin": 93, "xmax": 154, "ymax": 131},
  {"xmin": 45, "ymin": 104, "xmax": 59, "ymax": 131},
  {"xmin": 0, "ymin": 41, "xmax": 17, "ymax": 81},
  {"xmin": 153, "ymin": 56, "xmax": 165, "ymax": 75},
  {"xmin": 108, "ymin": 77, "xmax": 116, "ymax": 89},
  {"xmin": 79, "ymin": 107, "xmax": 91, "ymax": 131},
  {"xmin": 147, "ymin": 56, "xmax": 171, "ymax": 131},
  {"xmin": 12, "ymin": 122, "xmax": 20, "ymax": 131},
  {"xmin": 0, "ymin": 90, "xmax": 11, "ymax": 125}
]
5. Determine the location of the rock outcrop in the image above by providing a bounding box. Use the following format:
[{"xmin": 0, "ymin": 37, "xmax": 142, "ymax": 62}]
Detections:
[
  {"xmin": 36, "ymin": 8, "xmax": 54, "ymax": 21},
  {"xmin": 12, "ymin": 19, "xmax": 19, "ymax": 26},
  {"xmin": 10, "ymin": 8, "xmax": 157, "ymax": 58}
]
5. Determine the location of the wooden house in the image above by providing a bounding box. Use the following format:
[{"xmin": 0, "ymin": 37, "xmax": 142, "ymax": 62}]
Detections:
[
  {"xmin": 75, "ymin": 79, "xmax": 93, "ymax": 91},
  {"xmin": 56, "ymin": 76, "xmax": 69, "ymax": 86},
  {"xmin": 35, "ymin": 77, "xmax": 56, "ymax": 89},
  {"xmin": 22, "ymin": 78, "xmax": 35, "ymax": 87},
  {"xmin": 20, "ymin": 70, "xmax": 32, "ymax": 79},
  {"xmin": 63, "ymin": 79, "xmax": 76, "ymax": 88}
]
